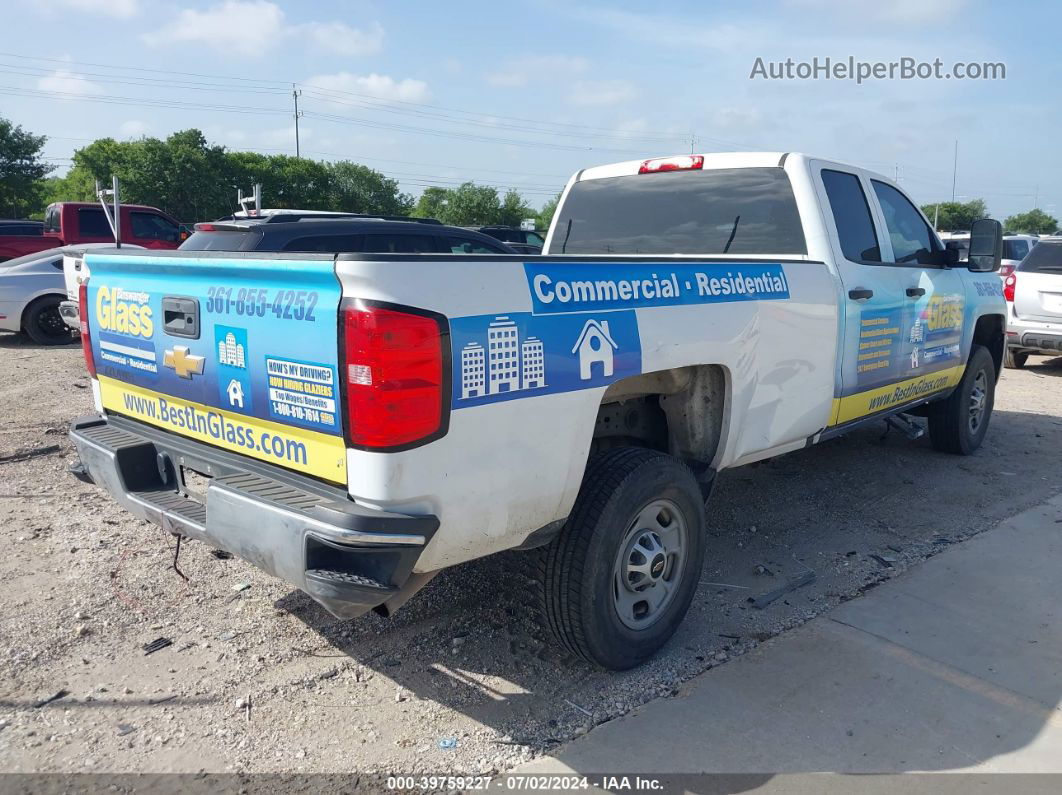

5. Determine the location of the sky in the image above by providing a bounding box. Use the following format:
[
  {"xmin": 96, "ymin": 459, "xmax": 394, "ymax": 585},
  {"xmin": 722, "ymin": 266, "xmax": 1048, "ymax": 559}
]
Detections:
[{"xmin": 3, "ymin": 0, "xmax": 1060, "ymax": 219}]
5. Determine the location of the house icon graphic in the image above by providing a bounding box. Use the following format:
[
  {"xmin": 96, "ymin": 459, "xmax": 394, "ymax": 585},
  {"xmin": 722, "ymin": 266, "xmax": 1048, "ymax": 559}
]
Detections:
[
  {"xmin": 226, "ymin": 378, "xmax": 244, "ymax": 408},
  {"xmin": 572, "ymin": 319, "xmax": 618, "ymax": 380}
]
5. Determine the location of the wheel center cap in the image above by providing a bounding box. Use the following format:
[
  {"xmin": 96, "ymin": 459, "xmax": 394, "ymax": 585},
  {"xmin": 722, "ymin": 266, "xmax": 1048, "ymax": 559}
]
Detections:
[{"xmin": 649, "ymin": 553, "xmax": 666, "ymax": 580}]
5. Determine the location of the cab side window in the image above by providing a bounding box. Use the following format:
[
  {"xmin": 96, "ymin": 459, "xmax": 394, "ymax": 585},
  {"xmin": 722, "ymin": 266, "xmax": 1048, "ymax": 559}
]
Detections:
[
  {"xmin": 871, "ymin": 180, "xmax": 941, "ymax": 265},
  {"xmin": 282, "ymin": 234, "xmax": 365, "ymax": 252},
  {"xmin": 821, "ymin": 169, "xmax": 881, "ymax": 262},
  {"xmin": 78, "ymin": 208, "xmax": 112, "ymax": 237},
  {"xmin": 362, "ymin": 234, "xmax": 437, "ymax": 253},
  {"xmin": 131, "ymin": 212, "xmax": 180, "ymax": 242}
]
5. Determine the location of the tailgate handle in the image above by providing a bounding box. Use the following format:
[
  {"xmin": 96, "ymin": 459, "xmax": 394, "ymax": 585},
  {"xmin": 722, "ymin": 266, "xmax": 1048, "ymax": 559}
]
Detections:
[{"xmin": 162, "ymin": 296, "xmax": 200, "ymax": 339}]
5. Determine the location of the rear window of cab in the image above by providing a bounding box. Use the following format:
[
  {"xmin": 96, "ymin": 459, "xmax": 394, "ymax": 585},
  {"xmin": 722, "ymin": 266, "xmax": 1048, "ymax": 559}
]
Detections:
[{"xmin": 552, "ymin": 167, "xmax": 807, "ymax": 256}]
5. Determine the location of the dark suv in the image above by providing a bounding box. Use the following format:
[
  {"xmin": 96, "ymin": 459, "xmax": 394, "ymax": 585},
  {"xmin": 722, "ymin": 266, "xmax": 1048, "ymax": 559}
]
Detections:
[{"xmin": 182, "ymin": 217, "xmax": 518, "ymax": 255}]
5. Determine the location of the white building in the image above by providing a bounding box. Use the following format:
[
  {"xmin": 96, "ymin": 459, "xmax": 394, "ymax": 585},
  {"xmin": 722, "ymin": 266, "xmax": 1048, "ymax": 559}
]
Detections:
[
  {"xmin": 487, "ymin": 316, "xmax": 521, "ymax": 394},
  {"xmin": 460, "ymin": 342, "xmax": 485, "ymax": 399},
  {"xmin": 521, "ymin": 337, "xmax": 545, "ymax": 389}
]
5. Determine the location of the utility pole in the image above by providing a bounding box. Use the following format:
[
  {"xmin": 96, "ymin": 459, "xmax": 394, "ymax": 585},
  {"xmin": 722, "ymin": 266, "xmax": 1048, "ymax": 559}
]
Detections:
[
  {"xmin": 951, "ymin": 139, "xmax": 958, "ymax": 202},
  {"xmin": 292, "ymin": 84, "xmax": 303, "ymax": 158}
]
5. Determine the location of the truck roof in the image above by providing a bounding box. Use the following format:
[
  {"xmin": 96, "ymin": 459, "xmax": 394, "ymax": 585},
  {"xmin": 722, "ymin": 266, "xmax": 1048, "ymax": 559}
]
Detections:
[
  {"xmin": 575, "ymin": 152, "xmax": 793, "ymax": 182},
  {"xmin": 47, "ymin": 201, "xmax": 168, "ymax": 212}
]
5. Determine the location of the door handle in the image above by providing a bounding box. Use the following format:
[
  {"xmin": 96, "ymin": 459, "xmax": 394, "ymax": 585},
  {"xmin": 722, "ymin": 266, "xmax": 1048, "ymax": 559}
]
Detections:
[
  {"xmin": 848, "ymin": 288, "xmax": 874, "ymax": 300},
  {"xmin": 161, "ymin": 295, "xmax": 200, "ymax": 339},
  {"xmin": 906, "ymin": 287, "xmax": 926, "ymax": 297}
]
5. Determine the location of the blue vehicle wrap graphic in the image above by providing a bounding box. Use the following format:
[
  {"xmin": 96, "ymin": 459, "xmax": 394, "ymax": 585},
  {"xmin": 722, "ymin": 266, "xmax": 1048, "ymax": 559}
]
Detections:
[
  {"xmin": 525, "ymin": 262, "xmax": 790, "ymax": 315},
  {"xmin": 86, "ymin": 253, "xmax": 343, "ymax": 437},
  {"xmin": 451, "ymin": 310, "xmax": 641, "ymax": 409}
]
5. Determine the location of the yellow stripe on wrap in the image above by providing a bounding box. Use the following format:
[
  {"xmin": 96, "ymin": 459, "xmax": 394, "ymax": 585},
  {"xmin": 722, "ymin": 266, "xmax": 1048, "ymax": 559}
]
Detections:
[
  {"xmin": 98, "ymin": 375, "xmax": 348, "ymax": 484},
  {"xmin": 829, "ymin": 365, "xmax": 966, "ymax": 426}
]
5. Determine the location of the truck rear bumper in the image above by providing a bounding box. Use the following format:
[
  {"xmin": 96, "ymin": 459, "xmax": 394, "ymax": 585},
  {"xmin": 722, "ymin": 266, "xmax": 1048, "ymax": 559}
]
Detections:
[{"xmin": 69, "ymin": 414, "xmax": 438, "ymax": 619}]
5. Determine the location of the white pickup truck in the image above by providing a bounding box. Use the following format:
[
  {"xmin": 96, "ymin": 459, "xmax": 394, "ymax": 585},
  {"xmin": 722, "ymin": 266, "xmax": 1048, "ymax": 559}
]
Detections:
[{"xmin": 69, "ymin": 152, "xmax": 1006, "ymax": 670}]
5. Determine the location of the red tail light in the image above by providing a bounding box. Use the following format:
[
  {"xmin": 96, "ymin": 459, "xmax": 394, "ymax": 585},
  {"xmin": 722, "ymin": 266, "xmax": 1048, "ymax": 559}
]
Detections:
[
  {"xmin": 639, "ymin": 155, "xmax": 704, "ymax": 174},
  {"xmin": 78, "ymin": 281, "xmax": 96, "ymax": 378},
  {"xmin": 1003, "ymin": 273, "xmax": 1016, "ymax": 302},
  {"xmin": 342, "ymin": 303, "xmax": 448, "ymax": 450},
  {"xmin": 999, "ymin": 263, "xmax": 1015, "ymax": 277}
]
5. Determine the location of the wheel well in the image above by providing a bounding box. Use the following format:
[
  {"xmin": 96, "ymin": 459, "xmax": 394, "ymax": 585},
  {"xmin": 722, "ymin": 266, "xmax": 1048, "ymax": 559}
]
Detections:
[
  {"xmin": 20, "ymin": 293, "xmax": 64, "ymax": 329},
  {"xmin": 973, "ymin": 314, "xmax": 1004, "ymax": 380},
  {"xmin": 590, "ymin": 365, "xmax": 727, "ymax": 478}
]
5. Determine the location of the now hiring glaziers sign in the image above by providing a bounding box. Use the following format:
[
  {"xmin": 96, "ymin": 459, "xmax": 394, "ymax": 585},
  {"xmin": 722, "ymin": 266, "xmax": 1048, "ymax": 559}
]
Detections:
[{"xmin": 524, "ymin": 262, "xmax": 791, "ymax": 315}]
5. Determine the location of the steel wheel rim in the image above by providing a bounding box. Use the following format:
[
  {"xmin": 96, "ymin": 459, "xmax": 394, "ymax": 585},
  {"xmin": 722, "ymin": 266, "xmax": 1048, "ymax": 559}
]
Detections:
[
  {"xmin": 612, "ymin": 498, "xmax": 688, "ymax": 631},
  {"xmin": 968, "ymin": 369, "xmax": 988, "ymax": 434}
]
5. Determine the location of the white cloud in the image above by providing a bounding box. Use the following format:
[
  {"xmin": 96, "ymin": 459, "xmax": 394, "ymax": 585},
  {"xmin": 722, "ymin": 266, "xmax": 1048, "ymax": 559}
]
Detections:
[
  {"xmin": 119, "ymin": 120, "xmax": 149, "ymax": 137},
  {"xmin": 786, "ymin": 0, "xmax": 966, "ymax": 24},
  {"xmin": 307, "ymin": 72, "xmax": 430, "ymax": 103},
  {"xmin": 566, "ymin": 79, "xmax": 637, "ymax": 107},
  {"xmin": 298, "ymin": 20, "xmax": 383, "ymax": 56},
  {"xmin": 486, "ymin": 55, "xmax": 589, "ymax": 88},
  {"xmin": 144, "ymin": 1, "xmax": 385, "ymax": 57},
  {"xmin": 258, "ymin": 125, "xmax": 311, "ymax": 147},
  {"xmin": 144, "ymin": 0, "xmax": 284, "ymax": 55},
  {"xmin": 36, "ymin": 68, "xmax": 102, "ymax": 97},
  {"xmin": 53, "ymin": 0, "xmax": 140, "ymax": 18}
]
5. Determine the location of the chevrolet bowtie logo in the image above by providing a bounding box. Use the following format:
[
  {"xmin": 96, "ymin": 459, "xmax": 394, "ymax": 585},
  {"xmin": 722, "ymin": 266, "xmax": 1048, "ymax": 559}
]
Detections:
[{"xmin": 163, "ymin": 345, "xmax": 205, "ymax": 379}]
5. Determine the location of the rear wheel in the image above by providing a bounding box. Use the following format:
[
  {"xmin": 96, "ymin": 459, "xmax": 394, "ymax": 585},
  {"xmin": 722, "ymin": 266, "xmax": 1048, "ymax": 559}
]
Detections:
[
  {"xmin": 1003, "ymin": 349, "xmax": 1028, "ymax": 369},
  {"xmin": 928, "ymin": 345, "xmax": 995, "ymax": 454},
  {"xmin": 538, "ymin": 447, "xmax": 705, "ymax": 670},
  {"xmin": 23, "ymin": 295, "xmax": 74, "ymax": 346}
]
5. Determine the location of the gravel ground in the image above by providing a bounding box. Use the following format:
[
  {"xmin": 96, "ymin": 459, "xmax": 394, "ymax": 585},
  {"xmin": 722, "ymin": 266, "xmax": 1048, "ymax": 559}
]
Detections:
[{"xmin": 0, "ymin": 332, "xmax": 1060, "ymax": 775}]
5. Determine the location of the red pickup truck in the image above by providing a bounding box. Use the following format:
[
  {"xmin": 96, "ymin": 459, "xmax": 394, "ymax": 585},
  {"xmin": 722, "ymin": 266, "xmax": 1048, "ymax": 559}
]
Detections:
[{"xmin": 0, "ymin": 202, "xmax": 183, "ymax": 261}]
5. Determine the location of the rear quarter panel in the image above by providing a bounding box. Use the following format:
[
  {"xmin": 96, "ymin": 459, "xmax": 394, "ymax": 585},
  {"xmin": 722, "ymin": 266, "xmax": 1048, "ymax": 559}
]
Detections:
[{"xmin": 336, "ymin": 254, "xmax": 837, "ymax": 571}]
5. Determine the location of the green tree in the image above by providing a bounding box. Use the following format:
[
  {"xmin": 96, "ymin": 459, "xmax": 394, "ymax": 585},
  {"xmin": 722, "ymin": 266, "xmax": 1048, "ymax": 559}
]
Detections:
[
  {"xmin": 412, "ymin": 187, "xmax": 449, "ymax": 220},
  {"xmin": 439, "ymin": 182, "xmax": 502, "ymax": 226},
  {"xmin": 537, "ymin": 194, "xmax": 560, "ymax": 231},
  {"xmin": 327, "ymin": 161, "xmax": 412, "ymax": 215},
  {"xmin": 497, "ymin": 188, "xmax": 535, "ymax": 228},
  {"xmin": 1004, "ymin": 208, "xmax": 1058, "ymax": 235},
  {"xmin": 0, "ymin": 117, "xmax": 55, "ymax": 217},
  {"xmin": 920, "ymin": 199, "xmax": 988, "ymax": 232}
]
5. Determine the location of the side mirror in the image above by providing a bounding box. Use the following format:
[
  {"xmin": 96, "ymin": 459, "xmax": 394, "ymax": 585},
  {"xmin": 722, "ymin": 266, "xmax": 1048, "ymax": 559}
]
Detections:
[{"xmin": 968, "ymin": 218, "xmax": 1003, "ymax": 272}]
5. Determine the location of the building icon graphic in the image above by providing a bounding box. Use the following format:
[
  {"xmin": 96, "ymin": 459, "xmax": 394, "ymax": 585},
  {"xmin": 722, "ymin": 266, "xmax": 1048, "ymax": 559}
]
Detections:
[
  {"xmin": 460, "ymin": 342, "xmax": 485, "ymax": 399},
  {"xmin": 460, "ymin": 316, "xmax": 548, "ymax": 400},
  {"xmin": 521, "ymin": 337, "xmax": 544, "ymax": 389},
  {"xmin": 218, "ymin": 332, "xmax": 246, "ymax": 368},
  {"xmin": 572, "ymin": 319, "xmax": 618, "ymax": 380},
  {"xmin": 487, "ymin": 316, "xmax": 521, "ymax": 394}
]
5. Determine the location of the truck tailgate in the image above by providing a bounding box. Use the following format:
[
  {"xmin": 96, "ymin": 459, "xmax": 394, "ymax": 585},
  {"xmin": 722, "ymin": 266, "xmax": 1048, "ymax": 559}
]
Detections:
[{"xmin": 84, "ymin": 252, "xmax": 347, "ymax": 484}]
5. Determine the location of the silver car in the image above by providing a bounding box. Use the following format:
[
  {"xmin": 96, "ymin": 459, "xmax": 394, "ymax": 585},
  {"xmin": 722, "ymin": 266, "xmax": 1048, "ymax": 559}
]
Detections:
[
  {"xmin": 1004, "ymin": 237, "xmax": 1062, "ymax": 367},
  {"xmin": 0, "ymin": 244, "xmax": 140, "ymax": 345}
]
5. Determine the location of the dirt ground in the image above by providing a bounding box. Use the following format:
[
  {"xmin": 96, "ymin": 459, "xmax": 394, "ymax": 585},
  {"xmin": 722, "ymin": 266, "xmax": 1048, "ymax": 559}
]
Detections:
[{"xmin": 0, "ymin": 332, "xmax": 1059, "ymax": 776}]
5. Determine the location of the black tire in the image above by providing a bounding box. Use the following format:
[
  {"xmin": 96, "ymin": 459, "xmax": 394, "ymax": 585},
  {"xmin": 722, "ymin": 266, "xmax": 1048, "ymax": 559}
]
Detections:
[
  {"xmin": 23, "ymin": 295, "xmax": 74, "ymax": 346},
  {"xmin": 538, "ymin": 447, "xmax": 706, "ymax": 670},
  {"xmin": 928, "ymin": 345, "xmax": 996, "ymax": 454},
  {"xmin": 1003, "ymin": 349, "xmax": 1028, "ymax": 369}
]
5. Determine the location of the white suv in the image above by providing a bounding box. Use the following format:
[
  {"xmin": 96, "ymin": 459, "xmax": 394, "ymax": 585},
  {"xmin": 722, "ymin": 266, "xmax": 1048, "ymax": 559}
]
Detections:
[
  {"xmin": 1003, "ymin": 237, "xmax": 1062, "ymax": 367},
  {"xmin": 1000, "ymin": 234, "xmax": 1038, "ymax": 277},
  {"xmin": 939, "ymin": 233, "xmax": 1037, "ymax": 278}
]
